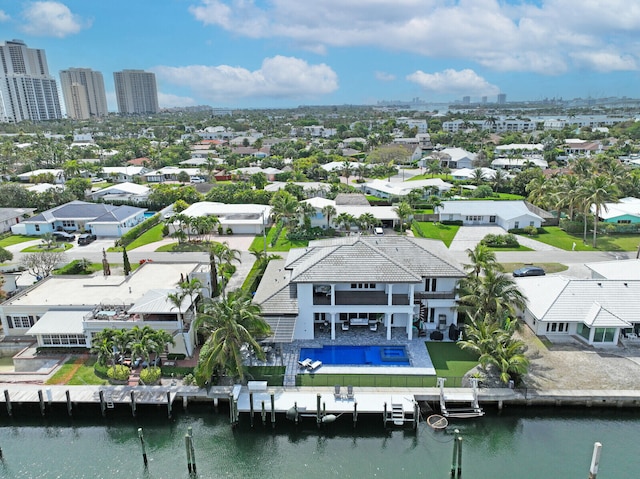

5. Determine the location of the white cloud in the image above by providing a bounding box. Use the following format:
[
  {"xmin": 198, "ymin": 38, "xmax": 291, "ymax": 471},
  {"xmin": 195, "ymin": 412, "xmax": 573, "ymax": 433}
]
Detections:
[
  {"xmin": 407, "ymin": 69, "xmax": 500, "ymax": 97},
  {"xmin": 188, "ymin": 0, "xmax": 640, "ymax": 74},
  {"xmin": 375, "ymin": 71, "xmax": 396, "ymax": 82},
  {"xmin": 158, "ymin": 92, "xmax": 197, "ymax": 108},
  {"xmin": 154, "ymin": 56, "xmax": 338, "ymax": 102},
  {"xmin": 0, "ymin": 10, "xmax": 10, "ymax": 22},
  {"xmin": 20, "ymin": 1, "xmax": 90, "ymax": 38}
]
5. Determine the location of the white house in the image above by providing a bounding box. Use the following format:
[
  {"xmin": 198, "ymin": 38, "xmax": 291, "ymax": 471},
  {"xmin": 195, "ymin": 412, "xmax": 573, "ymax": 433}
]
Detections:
[
  {"xmin": 585, "ymin": 259, "xmax": 640, "ymax": 280},
  {"xmin": 179, "ymin": 201, "xmax": 270, "ymax": 235},
  {"xmin": 90, "ymin": 182, "xmax": 151, "ymax": 204},
  {"xmin": 0, "ymin": 262, "xmax": 211, "ymax": 357},
  {"xmin": 450, "ymin": 168, "xmax": 497, "ymax": 181},
  {"xmin": 101, "ymin": 166, "xmax": 148, "ymax": 183},
  {"xmin": 438, "ymin": 200, "xmax": 543, "ymax": 229},
  {"xmin": 0, "ymin": 208, "xmax": 35, "ymax": 233},
  {"xmin": 491, "ymin": 158, "xmax": 548, "ymax": 170},
  {"xmin": 253, "ymin": 236, "xmax": 465, "ymax": 343},
  {"xmin": 516, "ymin": 276, "xmax": 640, "ymax": 347},
  {"xmin": 302, "ymin": 197, "xmax": 400, "ymax": 229},
  {"xmin": 435, "ymin": 148, "xmax": 476, "ymax": 169},
  {"xmin": 17, "ymin": 169, "xmax": 65, "ymax": 184},
  {"xmin": 360, "ymin": 178, "xmax": 452, "ymax": 199}
]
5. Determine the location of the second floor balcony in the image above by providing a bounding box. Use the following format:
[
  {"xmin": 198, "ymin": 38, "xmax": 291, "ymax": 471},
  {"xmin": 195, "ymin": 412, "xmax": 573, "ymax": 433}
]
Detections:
[{"xmin": 313, "ymin": 290, "xmax": 410, "ymax": 306}]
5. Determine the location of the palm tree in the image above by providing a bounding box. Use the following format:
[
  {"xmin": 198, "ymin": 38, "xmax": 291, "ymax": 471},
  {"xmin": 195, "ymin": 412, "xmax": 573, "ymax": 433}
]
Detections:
[
  {"xmin": 470, "ymin": 168, "xmax": 486, "ymax": 186},
  {"xmin": 40, "ymin": 232, "xmax": 56, "ymax": 250},
  {"xmin": 296, "ymin": 201, "xmax": 316, "ymax": 230},
  {"xmin": 194, "ymin": 290, "xmax": 271, "ymax": 385},
  {"xmin": 321, "ymin": 204, "xmax": 337, "ymax": 229},
  {"xmin": 341, "ymin": 160, "xmax": 352, "ymax": 183},
  {"xmin": 393, "ymin": 201, "xmax": 414, "ymax": 230},
  {"xmin": 492, "ymin": 169, "xmax": 509, "ymax": 192},
  {"xmin": 209, "ymin": 241, "xmax": 241, "ymax": 298},
  {"xmin": 586, "ymin": 175, "xmax": 619, "ymax": 248},
  {"xmin": 91, "ymin": 329, "xmax": 117, "ymax": 366},
  {"xmin": 269, "ymin": 190, "xmax": 298, "ymax": 227},
  {"xmin": 464, "ymin": 243, "xmax": 498, "ymax": 278},
  {"xmin": 334, "ymin": 212, "xmax": 355, "ymax": 233},
  {"xmin": 357, "ymin": 212, "xmax": 378, "ymax": 233}
]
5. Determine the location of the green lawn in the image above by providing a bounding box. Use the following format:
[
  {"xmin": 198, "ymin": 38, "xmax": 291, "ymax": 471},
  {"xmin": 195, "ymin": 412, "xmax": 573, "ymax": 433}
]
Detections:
[
  {"xmin": 407, "ymin": 174, "xmax": 450, "ymax": 181},
  {"xmin": 412, "ymin": 221, "xmax": 460, "ymax": 247},
  {"xmin": 486, "ymin": 245, "xmax": 533, "ymax": 252},
  {"xmin": 22, "ymin": 242, "xmax": 73, "ymax": 253},
  {"xmin": 155, "ymin": 241, "xmax": 210, "ymax": 252},
  {"xmin": 46, "ymin": 357, "xmax": 108, "ymax": 386},
  {"xmin": 518, "ymin": 227, "xmax": 640, "ymax": 251},
  {"xmin": 0, "ymin": 235, "xmax": 38, "ymax": 247},
  {"xmin": 245, "ymin": 366, "xmax": 285, "ymax": 386},
  {"xmin": 250, "ymin": 226, "xmax": 309, "ymax": 252},
  {"xmin": 108, "ymin": 223, "xmax": 164, "ymax": 252},
  {"xmin": 54, "ymin": 260, "xmax": 102, "ymax": 275},
  {"xmin": 426, "ymin": 342, "xmax": 479, "ymax": 380}
]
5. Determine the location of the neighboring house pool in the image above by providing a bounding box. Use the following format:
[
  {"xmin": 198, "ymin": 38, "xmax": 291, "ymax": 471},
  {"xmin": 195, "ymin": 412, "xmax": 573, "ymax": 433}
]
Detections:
[
  {"xmin": 299, "ymin": 345, "xmax": 410, "ymax": 366},
  {"xmin": 143, "ymin": 211, "xmax": 157, "ymax": 219}
]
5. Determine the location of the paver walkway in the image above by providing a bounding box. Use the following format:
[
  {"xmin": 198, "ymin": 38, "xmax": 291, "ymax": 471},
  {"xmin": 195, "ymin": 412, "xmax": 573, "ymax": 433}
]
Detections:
[{"xmin": 448, "ymin": 225, "xmax": 562, "ymax": 252}]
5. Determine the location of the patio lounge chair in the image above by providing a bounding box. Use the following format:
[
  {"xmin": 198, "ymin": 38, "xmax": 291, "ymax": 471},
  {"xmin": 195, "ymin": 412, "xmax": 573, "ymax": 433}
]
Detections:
[
  {"xmin": 308, "ymin": 360, "xmax": 323, "ymax": 371},
  {"xmin": 298, "ymin": 358, "xmax": 312, "ymax": 369},
  {"xmin": 334, "ymin": 385, "xmax": 342, "ymax": 399},
  {"xmin": 347, "ymin": 385, "xmax": 354, "ymax": 400},
  {"xmin": 341, "ymin": 322, "xmax": 349, "ymax": 331}
]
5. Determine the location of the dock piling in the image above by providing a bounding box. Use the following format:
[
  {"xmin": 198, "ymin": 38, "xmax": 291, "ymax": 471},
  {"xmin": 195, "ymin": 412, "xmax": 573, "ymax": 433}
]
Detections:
[
  {"xmin": 249, "ymin": 392, "xmax": 255, "ymax": 428},
  {"xmin": 130, "ymin": 391, "xmax": 137, "ymax": 417},
  {"xmin": 261, "ymin": 401, "xmax": 266, "ymax": 426},
  {"xmin": 588, "ymin": 442, "xmax": 602, "ymax": 479},
  {"xmin": 270, "ymin": 393, "xmax": 275, "ymax": 429},
  {"xmin": 99, "ymin": 390, "xmax": 106, "ymax": 417},
  {"xmin": 185, "ymin": 434, "xmax": 192, "ymax": 474},
  {"xmin": 229, "ymin": 393, "xmax": 234, "ymax": 425},
  {"xmin": 353, "ymin": 402, "xmax": 358, "ymax": 428},
  {"xmin": 138, "ymin": 427, "xmax": 148, "ymax": 469},
  {"xmin": 383, "ymin": 402, "xmax": 387, "ymax": 427},
  {"xmin": 167, "ymin": 391, "xmax": 173, "ymax": 419},
  {"xmin": 38, "ymin": 389, "xmax": 45, "ymax": 417},
  {"xmin": 188, "ymin": 426, "xmax": 197, "ymax": 475},
  {"xmin": 4, "ymin": 390, "xmax": 12, "ymax": 417},
  {"xmin": 65, "ymin": 390, "xmax": 72, "ymax": 417},
  {"xmin": 456, "ymin": 436, "xmax": 463, "ymax": 477},
  {"xmin": 316, "ymin": 394, "xmax": 321, "ymax": 428},
  {"xmin": 451, "ymin": 430, "xmax": 458, "ymax": 477}
]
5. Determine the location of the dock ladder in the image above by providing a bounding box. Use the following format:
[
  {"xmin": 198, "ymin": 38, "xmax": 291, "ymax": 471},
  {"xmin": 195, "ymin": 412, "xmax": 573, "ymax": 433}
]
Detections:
[
  {"xmin": 105, "ymin": 391, "xmax": 114, "ymax": 409},
  {"xmin": 391, "ymin": 398, "xmax": 405, "ymax": 426}
]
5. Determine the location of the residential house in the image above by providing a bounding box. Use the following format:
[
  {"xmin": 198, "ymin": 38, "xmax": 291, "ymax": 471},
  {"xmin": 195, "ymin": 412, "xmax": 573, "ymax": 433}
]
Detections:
[
  {"xmin": 516, "ymin": 275, "xmax": 640, "ymax": 347},
  {"xmin": 562, "ymin": 139, "xmax": 603, "ymax": 157},
  {"xmin": 438, "ymin": 200, "xmax": 543, "ymax": 229},
  {"xmin": 11, "ymin": 200, "xmax": 146, "ymax": 237},
  {"xmin": 90, "ymin": 182, "xmax": 151, "ymax": 204},
  {"xmin": 142, "ymin": 166, "xmax": 203, "ymax": 183},
  {"xmin": 450, "ymin": 168, "xmax": 497, "ymax": 181},
  {"xmin": 0, "ymin": 262, "xmax": 211, "ymax": 357},
  {"xmin": 360, "ymin": 178, "xmax": 452, "ymax": 199},
  {"xmin": 491, "ymin": 158, "xmax": 548, "ymax": 170},
  {"xmin": 101, "ymin": 166, "xmax": 148, "ymax": 183},
  {"xmin": 434, "ymin": 148, "xmax": 476, "ymax": 169},
  {"xmin": 0, "ymin": 208, "xmax": 35, "ymax": 233},
  {"xmin": 253, "ymin": 236, "xmax": 465, "ymax": 342},
  {"xmin": 302, "ymin": 197, "xmax": 400, "ymax": 229},
  {"xmin": 232, "ymin": 166, "xmax": 283, "ymax": 182},
  {"xmin": 593, "ymin": 197, "xmax": 640, "ymax": 225},
  {"xmin": 17, "ymin": 169, "xmax": 65, "ymax": 184},
  {"xmin": 178, "ymin": 201, "xmax": 270, "ymax": 235},
  {"xmin": 585, "ymin": 259, "xmax": 640, "ymax": 280}
]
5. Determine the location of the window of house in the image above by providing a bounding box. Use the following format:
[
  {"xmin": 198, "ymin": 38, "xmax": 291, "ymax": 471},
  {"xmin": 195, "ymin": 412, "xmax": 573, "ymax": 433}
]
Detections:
[
  {"xmin": 11, "ymin": 316, "xmax": 31, "ymax": 328},
  {"xmin": 35, "ymin": 224, "xmax": 40, "ymax": 231},
  {"xmin": 62, "ymin": 220, "xmax": 75, "ymax": 228},
  {"xmin": 424, "ymin": 278, "xmax": 437, "ymax": 292},
  {"xmin": 617, "ymin": 220, "xmax": 631, "ymax": 224}
]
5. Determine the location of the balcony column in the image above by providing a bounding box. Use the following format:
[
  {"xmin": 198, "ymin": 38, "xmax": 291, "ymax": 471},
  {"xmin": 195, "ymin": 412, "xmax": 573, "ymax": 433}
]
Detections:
[
  {"xmin": 330, "ymin": 312, "xmax": 336, "ymax": 341},
  {"xmin": 407, "ymin": 284, "xmax": 415, "ymax": 340},
  {"xmin": 386, "ymin": 313, "xmax": 392, "ymax": 341},
  {"xmin": 387, "ymin": 283, "xmax": 393, "ymax": 306},
  {"xmin": 330, "ymin": 284, "xmax": 335, "ymax": 306}
]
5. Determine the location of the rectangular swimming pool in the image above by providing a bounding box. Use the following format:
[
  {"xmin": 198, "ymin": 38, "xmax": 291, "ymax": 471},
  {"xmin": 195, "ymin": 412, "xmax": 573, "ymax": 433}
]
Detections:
[{"xmin": 299, "ymin": 345, "xmax": 410, "ymax": 366}]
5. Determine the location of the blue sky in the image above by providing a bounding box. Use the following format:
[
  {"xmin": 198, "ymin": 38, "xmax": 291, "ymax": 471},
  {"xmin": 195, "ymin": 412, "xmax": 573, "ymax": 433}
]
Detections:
[{"xmin": 1, "ymin": 0, "xmax": 639, "ymax": 110}]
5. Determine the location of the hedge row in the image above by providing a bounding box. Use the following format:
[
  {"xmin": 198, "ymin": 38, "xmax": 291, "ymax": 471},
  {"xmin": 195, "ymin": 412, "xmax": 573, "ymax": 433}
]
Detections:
[{"xmin": 117, "ymin": 213, "xmax": 162, "ymax": 247}]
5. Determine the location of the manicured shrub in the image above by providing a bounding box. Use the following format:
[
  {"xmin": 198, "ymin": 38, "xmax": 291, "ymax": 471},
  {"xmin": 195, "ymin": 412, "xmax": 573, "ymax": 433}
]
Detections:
[
  {"xmin": 523, "ymin": 225, "xmax": 538, "ymax": 235},
  {"xmin": 140, "ymin": 366, "xmax": 161, "ymax": 384},
  {"xmin": 107, "ymin": 364, "xmax": 130, "ymax": 381}
]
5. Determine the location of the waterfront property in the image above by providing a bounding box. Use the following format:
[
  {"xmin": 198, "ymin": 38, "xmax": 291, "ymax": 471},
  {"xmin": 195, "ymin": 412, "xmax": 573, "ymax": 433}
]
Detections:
[
  {"xmin": 253, "ymin": 235, "xmax": 465, "ymax": 344},
  {"xmin": 0, "ymin": 262, "xmax": 212, "ymax": 359},
  {"xmin": 515, "ymin": 275, "xmax": 640, "ymax": 347}
]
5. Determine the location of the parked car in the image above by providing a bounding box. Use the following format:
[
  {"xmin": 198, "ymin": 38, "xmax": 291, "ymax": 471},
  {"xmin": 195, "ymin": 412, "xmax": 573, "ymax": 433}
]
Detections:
[
  {"xmin": 52, "ymin": 231, "xmax": 75, "ymax": 242},
  {"xmin": 190, "ymin": 177, "xmax": 205, "ymax": 183},
  {"xmin": 513, "ymin": 266, "xmax": 546, "ymax": 277},
  {"xmin": 77, "ymin": 233, "xmax": 97, "ymax": 245},
  {"xmin": 374, "ymin": 227, "xmax": 384, "ymax": 235}
]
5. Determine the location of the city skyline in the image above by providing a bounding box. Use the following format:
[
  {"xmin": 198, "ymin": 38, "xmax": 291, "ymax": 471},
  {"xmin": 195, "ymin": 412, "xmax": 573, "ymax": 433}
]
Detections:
[{"xmin": 0, "ymin": 1, "xmax": 639, "ymax": 111}]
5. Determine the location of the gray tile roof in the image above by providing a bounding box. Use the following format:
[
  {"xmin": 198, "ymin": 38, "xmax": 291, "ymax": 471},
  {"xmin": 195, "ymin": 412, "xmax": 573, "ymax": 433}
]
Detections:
[
  {"xmin": 26, "ymin": 201, "xmax": 117, "ymax": 223},
  {"xmin": 90, "ymin": 205, "xmax": 146, "ymax": 223},
  {"xmin": 252, "ymin": 260, "xmax": 298, "ymax": 315}
]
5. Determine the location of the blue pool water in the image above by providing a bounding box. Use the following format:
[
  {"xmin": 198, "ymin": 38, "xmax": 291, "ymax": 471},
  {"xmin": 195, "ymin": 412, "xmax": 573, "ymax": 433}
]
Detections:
[
  {"xmin": 144, "ymin": 211, "xmax": 156, "ymax": 218},
  {"xmin": 299, "ymin": 345, "xmax": 410, "ymax": 366}
]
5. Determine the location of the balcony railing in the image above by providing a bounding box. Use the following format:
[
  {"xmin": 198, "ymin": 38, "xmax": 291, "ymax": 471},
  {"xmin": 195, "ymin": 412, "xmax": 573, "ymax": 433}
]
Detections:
[
  {"xmin": 312, "ymin": 291, "xmax": 410, "ymax": 306},
  {"xmin": 415, "ymin": 291, "xmax": 456, "ymax": 300}
]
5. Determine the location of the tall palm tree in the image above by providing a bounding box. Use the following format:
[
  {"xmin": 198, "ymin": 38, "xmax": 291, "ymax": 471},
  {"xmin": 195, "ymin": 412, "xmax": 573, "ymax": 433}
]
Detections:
[
  {"xmin": 393, "ymin": 201, "xmax": 414, "ymax": 230},
  {"xmin": 194, "ymin": 290, "xmax": 271, "ymax": 385},
  {"xmin": 269, "ymin": 190, "xmax": 298, "ymax": 226},
  {"xmin": 321, "ymin": 204, "xmax": 337, "ymax": 229},
  {"xmin": 334, "ymin": 212, "xmax": 355, "ymax": 233},
  {"xmin": 209, "ymin": 241, "xmax": 241, "ymax": 298},
  {"xmin": 357, "ymin": 212, "xmax": 378, "ymax": 233},
  {"xmin": 91, "ymin": 329, "xmax": 117, "ymax": 366},
  {"xmin": 586, "ymin": 175, "xmax": 619, "ymax": 248},
  {"xmin": 464, "ymin": 243, "xmax": 498, "ymax": 278},
  {"xmin": 470, "ymin": 168, "xmax": 486, "ymax": 186}
]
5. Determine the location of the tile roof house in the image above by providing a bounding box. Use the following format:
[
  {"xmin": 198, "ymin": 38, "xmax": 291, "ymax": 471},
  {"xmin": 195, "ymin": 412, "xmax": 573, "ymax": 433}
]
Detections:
[
  {"xmin": 12, "ymin": 200, "xmax": 147, "ymax": 237},
  {"xmin": 516, "ymin": 276, "xmax": 640, "ymax": 347},
  {"xmin": 438, "ymin": 200, "xmax": 544, "ymax": 229},
  {"xmin": 253, "ymin": 236, "xmax": 465, "ymax": 343},
  {"xmin": 90, "ymin": 182, "xmax": 151, "ymax": 204},
  {"xmin": 0, "ymin": 207, "xmax": 35, "ymax": 233}
]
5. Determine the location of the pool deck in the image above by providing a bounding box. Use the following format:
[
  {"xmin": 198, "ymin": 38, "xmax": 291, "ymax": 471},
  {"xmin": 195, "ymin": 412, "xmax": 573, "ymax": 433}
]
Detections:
[{"xmin": 267, "ymin": 327, "xmax": 438, "ymax": 385}]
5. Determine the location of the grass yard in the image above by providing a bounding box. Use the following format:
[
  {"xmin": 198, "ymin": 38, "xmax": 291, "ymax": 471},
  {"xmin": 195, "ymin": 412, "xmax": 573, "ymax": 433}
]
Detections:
[
  {"xmin": 245, "ymin": 366, "xmax": 285, "ymax": 386},
  {"xmin": 412, "ymin": 221, "xmax": 460, "ymax": 247},
  {"xmin": 426, "ymin": 342, "xmax": 479, "ymax": 381},
  {"xmin": 499, "ymin": 262, "xmax": 569, "ymax": 274},
  {"xmin": 250, "ymin": 226, "xmax": 309, "ymax": 252},
  {"xmin": 518, "ymin": 227, "xmax": 639, "ymax": 251},
  {"xmin": 54, "ymin": 260, "xmax": 102, "ymax": 275},
  {"xmin": 0, "ymin": 235, "xmax": 38, "ymax": 247},
  {"xmin": 155, "ymin": 241, "xmax": 210, "ymax": 252},
  {"xmin": 487, "ymin": 245, "xmax": 533, "ymax": 252},
  {"xmin": 407, "ymin": 173, "xmax": 450, "ymax": 181},
  {"xmin": 22, "ymin": 242, "xmax": 73, "ymax": 253},
  {"xmin": 108, "ymin": 223, "xmax": 165, "ymax": 252},
  {"xmin": 46, "ymin": 356, "xmax": 108, "ymax": 386}
]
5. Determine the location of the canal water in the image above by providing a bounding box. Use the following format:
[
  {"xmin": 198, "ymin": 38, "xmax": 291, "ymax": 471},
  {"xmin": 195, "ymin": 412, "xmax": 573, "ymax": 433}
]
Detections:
[{"xmin": 0, "ymin": 403, "xmax": 638, "ymax": 478}]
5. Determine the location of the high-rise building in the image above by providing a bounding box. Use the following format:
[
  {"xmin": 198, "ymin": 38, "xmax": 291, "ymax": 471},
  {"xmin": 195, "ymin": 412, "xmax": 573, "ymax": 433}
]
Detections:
[
  {"xmin": 113, "ymin": 69, "xmax": 159, "ymax": 114},
  {"xmin": 59, "ymin": 68, "xmax": 108, "ymax": 119},
  {"xmin": 497, "ymin": 93, "xmax": 507, "ymax": 104},
  {"xmin": 462, "ymin": 96, "xmax": 471, "ymax": 104},
  {"xmin": 0, "ymin": 39, "xmax": 62, "ymax": 123}
]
